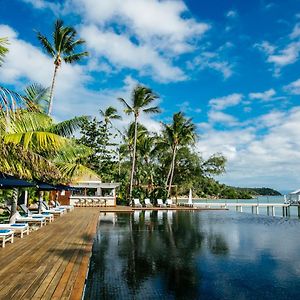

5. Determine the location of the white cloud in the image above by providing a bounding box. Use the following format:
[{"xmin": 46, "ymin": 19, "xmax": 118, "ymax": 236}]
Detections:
[
  {"xmin": 208, "ymin": 111, "xmax": 238, "ymax": 126},
  {"xmin": 255, "ymin": 22, "xmax": 300, "ymax": 76},
  {"xmin": 0, "ymin": 24, "xmax": 88, "ymax": 108},
  {"xmin": 284, "ymin": 78, "xmax": 300, "ymax": 95},
  {"xmin": 62, "ymin": 0, "xmax": 210, "ymax": 82},
  {"xmin": 21, "ymin": 0, "xmax": 61, "ymax": 13},
  {"xmin": 267, "ymin": 42, "xmax": 300, "ymax": 67},
  {"xmin": 209, "ymin": 93, "xmax": 243, "ymax": 110},
  {"xmin": 290, "ymin": 23, "xmax": 300, "ymax": 39},
  {"xmin": 0, "ymin": 23, "xmax": 163, "ymax": 133},
  {"xmin": 188, "ymin": 43, "xmax": 235, "ymax": 79},
  {"xmin": 80, "ymin": 25, "xmax": 186, "ymax": 82},
  {"xmin": 254, "ymin": 41, "xmax": 275, "ymax": 55},
  {"xmin": 66, "ymin": 0, "xmax": 209, "ymax": 54},
  {"xmin": 197, "ymin": 107, "xmax": 300, "ymax": 190},
  {"xmin": 226, "ymin": 10, "xmax": 238, "ymax": 18},
  {"xmin": 249, "ymin": 89, "xmax": 276, "ymax": 101}
]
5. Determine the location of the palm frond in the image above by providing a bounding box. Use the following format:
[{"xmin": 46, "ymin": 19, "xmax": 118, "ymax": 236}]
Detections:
[
  {"xmin": 143, "ymin": 106, "xmax": 161, "ymax": 114},
  {"xmin": 37, "ymin": 32, "xmax": 55, "ymax": 57},
  {"xmin": 0, "ymin": 37, "xmax": 9, "ymax": 66},
  {"xmin": 49, "ymin": 116, "xmax": 88, "ymax": 137},
  {"xmin": 23, "ymin": 83, "xmax": 50, "ymax": 113},
  {"xmin": 118, "ymin": 97, "xmax": 133, "ymax": 113},
  {"xmin": 63, "ymin": 51, "xmax": 89, "ymax": 63},
  {"xmin": 0, "ymin": 142, "xmax": 61, "ymax": 181},
  {"xmin": 3, "ymin": 131, "xmax": 67, "ymax": 152}
]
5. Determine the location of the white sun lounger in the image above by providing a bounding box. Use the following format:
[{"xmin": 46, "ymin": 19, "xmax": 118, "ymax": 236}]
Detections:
[
  {"xmin": 0, "ymin": 229, "xmax": 14, "ymax": 248},
  {"xmin": 20, "ymin": 204, "xmax": 54, "ymax": 223},
  {"xmin": 157, "ymin": 199, "xmax": 166, "ymax": 208},
  {"xmin": 15, "ymin": 211, "xmax": 46, "ymax": 227},
  {"xmin": 41, "ymin": 201, "xmax": 65, "ymax": 216},
  {"xmin": 166, "ymin": 199, "xmax": 176, "ymax": 208},
  {"xmin": 52, "ymin": 200, "xmax": 74, "ymax": 211},
  {"xmin": 0, "ymin": 223, "xmax": 29, "ymax": 238},
  {"xmin": 144, "ymin": 198, "xmax": 153, "ymax": 208},
  {"xmin": 133, "ymin": 198, "xmax": 142, "ymax": 208}
]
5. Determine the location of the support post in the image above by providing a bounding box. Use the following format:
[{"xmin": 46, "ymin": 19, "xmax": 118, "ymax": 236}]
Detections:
[{"xmin": 272, "ymin": 206, "xmax": 275, "ymax": 217}]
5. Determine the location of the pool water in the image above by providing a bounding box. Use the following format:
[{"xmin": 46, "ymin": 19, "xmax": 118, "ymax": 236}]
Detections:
[{"xmin": 84, "ymin": 211, "xmax": 300, "ymax": 299}]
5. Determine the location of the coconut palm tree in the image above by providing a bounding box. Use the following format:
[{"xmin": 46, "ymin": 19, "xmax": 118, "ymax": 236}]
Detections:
[
  {"xmin": 162, "ymin": 112, "xmax": 196, "ymax": 197},
  {"xmin": 99, "ymin": 106, "xmax": 121, "ymax": 128},
  {"xmin": 118, "ymin": 85, "xmax": 160, "ymax": 201},
  {"xmin": 23, "ymin": 83, "xmax": 50, "ymax": 114},
  {"xmin": 0, "ymin": 37, "xmax": 8, "ymax": 66},
  {"xmin": 37, "ymin": 19, "xmax": 89, "ymax": 116}
]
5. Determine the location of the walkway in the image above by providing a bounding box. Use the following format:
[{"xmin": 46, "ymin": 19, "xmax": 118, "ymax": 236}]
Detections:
[{"xmin": 0, "ymin": 207, "xmax": 99, "ymax": 300}]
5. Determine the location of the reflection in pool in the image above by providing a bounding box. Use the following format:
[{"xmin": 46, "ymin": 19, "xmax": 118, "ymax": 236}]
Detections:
[{"xmin": 84, "ymin": 211, "xmax": 300, "ymax": 299}]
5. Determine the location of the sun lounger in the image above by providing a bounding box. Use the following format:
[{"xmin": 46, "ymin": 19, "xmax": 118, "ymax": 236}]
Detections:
[
  {"xmin": 157, "ymin": 199, "xmax": 166, "ymax": 208},
  {"xmin": 42, "ymin": 201, "xmax": 65, "ymax": 216},
  {"xmin": 20, "ymin": 204, "xmax": 54, "ymax": 223},
  {"xmin": 133, "ymin": 198, "xmax": 142, "ymax": 208},
  {"xmin": 15, "ymin": 211, "xmax": 46, "ymax": 227},
  {"xmin": 0, "ymin": 223, "xmax": 29, "ymax": 238},
  {"xmin": 53, "ymin": 200, "xmax": 74, "ymax": 211},
  {"xmin": 144, "ymin": 198, "xmax": 153, "ymax": 208},
  {"xmin": 0, "ymin": 229, "xmax": 14, "ymax": 248},
  {"xmin": 166, "ymin": 199, "xmax": 176, "ymax": 208},
  {"xmin": 6, "ymin": 206, "xmax": 46, "ymax": 227}
]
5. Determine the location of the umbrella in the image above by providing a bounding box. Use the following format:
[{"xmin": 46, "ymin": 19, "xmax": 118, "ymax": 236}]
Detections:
[
  {"xmin": 36, "ymin": 181, "xmax": 58, "ymax": 191},
  {"xmin": 55, "ymin": 184, "xmax": 79, "ymax": 192},
  {"xmin": 188, "ymin": 188, "xmax": 193, "ymax": 205},
  {"xmin": 0, "ymin": 173, "xmax": 36, "ymax": 189}
]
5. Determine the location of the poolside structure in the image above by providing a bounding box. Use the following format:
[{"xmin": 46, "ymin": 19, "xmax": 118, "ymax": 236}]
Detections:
[
  {"xmin": 287, "ymin": 189, "xmax": 300, "ymax": 203},
  {"xmin": 56, "ymin": 174, "xmax": 120, "ymax": 207}
]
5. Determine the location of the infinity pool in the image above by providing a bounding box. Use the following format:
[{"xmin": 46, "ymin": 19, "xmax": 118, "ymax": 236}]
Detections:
[{"xmin": 84, "ymin": 211, "xmax": 300, "ymax": 299}]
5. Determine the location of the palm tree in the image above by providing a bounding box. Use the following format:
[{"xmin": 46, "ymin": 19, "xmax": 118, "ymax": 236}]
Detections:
[
  {"xmin": 23, "ymin": 83, "xmax": 50, "ymax": 114},
  {"xmin": 0, "ymin": 109, "xmax": 90, "ymax": 218},
  {"xmin": 99, "ymin": 106, "xmax": 121, "ymax": 128},
  {"xmin": 37, "ymin": 19, "xmax": 89, "ymax": 116},
  {"xmin": 162, "ymin": 112, "xmax": 196, "ymax": 197},
  {"xmin": 118, "ymin": 85, "xmax": 160, "ymax": 202},
  {"xmin": 0, "ymin": 37, "xmax": 8, "ymax": 67}
]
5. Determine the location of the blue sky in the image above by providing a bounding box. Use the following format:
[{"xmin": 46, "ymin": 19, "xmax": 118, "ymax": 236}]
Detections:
[{"xmin": 0, "ymin": 0, "xmax": 300, "ymax": 191}]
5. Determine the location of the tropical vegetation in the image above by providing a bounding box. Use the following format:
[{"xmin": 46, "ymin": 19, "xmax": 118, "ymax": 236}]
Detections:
[
  {"xmin": 0, "ymin": 18, "xmax": 280, "ymax": 216},
  {"xmin": 37, "ymin": 19, "xmax": 89, "ymax": 115}
]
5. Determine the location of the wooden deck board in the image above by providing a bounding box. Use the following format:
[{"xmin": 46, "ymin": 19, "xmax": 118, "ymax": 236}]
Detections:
[{"xmin": 0, "ymin": 208, "xmax": 99, "ymax": 300}]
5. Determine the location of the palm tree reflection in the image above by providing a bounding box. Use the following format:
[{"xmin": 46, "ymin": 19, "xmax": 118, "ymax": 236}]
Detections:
[{"xmin": 86, "ymin": 211, "xmax": 229, "ymax": 299}]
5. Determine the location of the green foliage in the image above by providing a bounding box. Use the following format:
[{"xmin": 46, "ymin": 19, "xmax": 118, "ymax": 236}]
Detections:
[
  {"xmin": 0, "ymin": 37, "xmax": 9, "ymax": 66},
  {"xmin": 78, "ymin": 115, "xmax": 119, "ymax": 181}
]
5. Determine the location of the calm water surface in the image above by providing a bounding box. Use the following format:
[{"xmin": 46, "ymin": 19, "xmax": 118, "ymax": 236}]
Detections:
[{"xmin": 84, "ymin": 211, "xmax": 300, "ymax": 300}]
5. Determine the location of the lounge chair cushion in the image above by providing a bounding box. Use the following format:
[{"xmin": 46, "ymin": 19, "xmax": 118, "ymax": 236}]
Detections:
[{"xmin": 0, "ymin": 229, "xmax": 12, "ymax": 234}]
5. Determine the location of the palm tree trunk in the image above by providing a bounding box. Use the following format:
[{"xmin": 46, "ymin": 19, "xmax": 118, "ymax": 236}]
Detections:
[
  {"xmin": 129, "ymin": 115, "xmax": 138, "ymax": 204},
  {"xmin": 167, "ymin": 146, "xmax": 177, "ymax": 197},
  {"xmin": 48, "ymin": 64, "xmax": 59, "ymax": 116},
  {"xmin": 9, "ymin": 188, "xmax": 19, "ymax": 223},
  {"xmin": 165, "ymin": 160, "xmax": 173, "ymax": 187},
  {"xmin": 38, "ymin": 191, "xmax": 44, "ymax": 214}
]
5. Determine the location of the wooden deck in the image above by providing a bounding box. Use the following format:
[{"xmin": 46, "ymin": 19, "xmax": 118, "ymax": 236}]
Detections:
[{"xmin": 0, "ymin": 207, "xmax": 99, "ymax": 300}]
